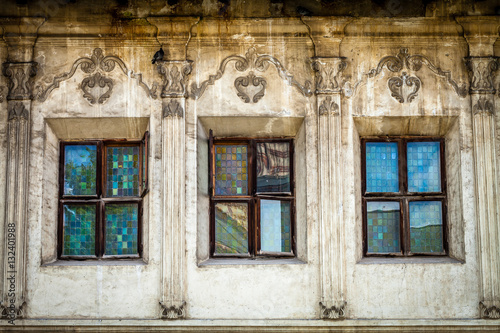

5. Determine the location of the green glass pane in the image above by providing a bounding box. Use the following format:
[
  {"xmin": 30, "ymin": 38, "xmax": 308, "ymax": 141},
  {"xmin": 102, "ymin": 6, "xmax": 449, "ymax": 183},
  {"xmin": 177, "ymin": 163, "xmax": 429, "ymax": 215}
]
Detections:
[
  {"xmin": 215, "ymin": 145, "xmax": 248, "ymax": 195},
  {"xmin": 106, "ymin": 146, "xmax": 140, "ymax": 197},
  {"xmin": 215, "ymin": 202, "xmax": 248, "ymax": 254},
  {"xmin": 64, "ymin": 145, "xmax": 97, "ymax": 196},
  {"xmin": 63, "ymin": 204, "xmax": 96, "ymax": 256},
  {"xmin": 260, "ymin": 200, "xmax": 292, "ymax": 253},
  {"xmin": 366, "ymin": 201, "xmax": 400, "ymax": 253},
  {"xmin": 105, "ymin": 203, "xmax": 139, "ymax": 255},
  {"xmin": 256, "ymin": 142, "xmax": 291, "ymax": 193},
  {"xmin": 409, "ymin": 201, "xmax": 443, "ymax": 253}
]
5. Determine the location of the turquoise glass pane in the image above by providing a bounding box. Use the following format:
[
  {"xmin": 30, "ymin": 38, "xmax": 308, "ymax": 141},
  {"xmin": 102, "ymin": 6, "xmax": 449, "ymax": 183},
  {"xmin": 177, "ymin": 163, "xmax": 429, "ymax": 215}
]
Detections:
[
  {"xmin": 64, "ymin": 145, "xmax": 97, "ymax": 196},
  {"xmin": 215, "ymin": 202, "xmax": 248, "ymax": 254},
  {"xmin": 260, "ymin": 200, "xmax": 292, "ymax": 253},
  {"xmin": 407, "ymin": 142, "xmax": 441, "ymax": 192},
  {"xmin": 365, "ymin": 142, "xmax": 399, "ymax": 193},
  {"xmin": 106, "ymin": 146, "xmax": 140, "ymax": 197},
  {"xmin": 214, "ymin": 145, "xmax": 248, "ymax": 196},
  {"xmin": 63, "ymin": 204, "xmax": 96, "ymax": 256},
  {"xmin": 105, "ymin": 203, "xmax": 139, "ymax": 255},
  {"xmin": 366, "ymin": 201, "xmax": 400, "ymax": 253},
  {"xmin": 409, "ymin": 201, "xmax": 443, "ymax": 253},
  {"xmin": 256, "ymin": 142, "xmax": 291, "ymax": 193}
]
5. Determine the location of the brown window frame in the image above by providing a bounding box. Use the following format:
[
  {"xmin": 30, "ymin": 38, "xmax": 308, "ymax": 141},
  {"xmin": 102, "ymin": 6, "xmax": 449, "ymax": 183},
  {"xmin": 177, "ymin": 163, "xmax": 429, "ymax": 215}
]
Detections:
[
  {"xmin": 209, "ymin": 132, "xmax": 296, "ymax": 258},
  {"xmin": 57, "ymin": 133, "xmax": 149, "ymax": 260},
  {"xmin": 361, "ymin": 137, "xmax": 448, "ymax": 257}
]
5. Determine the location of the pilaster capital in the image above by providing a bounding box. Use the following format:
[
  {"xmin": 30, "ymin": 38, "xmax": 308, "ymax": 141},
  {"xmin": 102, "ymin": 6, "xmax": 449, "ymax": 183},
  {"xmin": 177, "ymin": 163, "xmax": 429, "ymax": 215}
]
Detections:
[
  {"xmin": 312, "ymin": 57, "xmax": 347, "ymax": 95},
  {"xmin": 472, "ymin": 96, "xmax": 494, "ymax": 116},
  {"xmin": 156, "ymin": 60, "xmax": 193, "ymax": 98},
  {"xmin": 301, "ymin": 17, "xmax": 352, "ymax": 57},
  {"xmin": 2, "ymin": 62, "xmax": 37, "ymax": 100},
  {"xmin": 465, "ymin": 57, "xmax": 498, "ymax": 95},
  {"xmin": 162, "ymin": 98, "xmax": 184, "ymax": 118}
]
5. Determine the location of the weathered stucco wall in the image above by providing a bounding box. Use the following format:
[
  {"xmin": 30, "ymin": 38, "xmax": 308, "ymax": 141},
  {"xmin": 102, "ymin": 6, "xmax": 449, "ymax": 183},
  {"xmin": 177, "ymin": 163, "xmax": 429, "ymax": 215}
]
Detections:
[{"xmin": 0, "ymin": 0, "xmax": 499, "ymax": 331}]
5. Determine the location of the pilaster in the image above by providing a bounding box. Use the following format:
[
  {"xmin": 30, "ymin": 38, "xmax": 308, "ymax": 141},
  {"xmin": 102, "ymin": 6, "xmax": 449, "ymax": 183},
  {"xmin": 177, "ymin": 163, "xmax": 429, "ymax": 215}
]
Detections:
[
  {"xmin": 313, "ymin": 57, "xmax": 347, "ymax": 319},
  {"xmin": 464, "ymin": 55, "xmax": 500, "ymax": 319},
  {"xmin": 0, "ymin": 17, "xmax": 42, "ymax": 322},
  {"xmin": 158, "ymin": 60, "xmax": 192, "ymax": 320}
]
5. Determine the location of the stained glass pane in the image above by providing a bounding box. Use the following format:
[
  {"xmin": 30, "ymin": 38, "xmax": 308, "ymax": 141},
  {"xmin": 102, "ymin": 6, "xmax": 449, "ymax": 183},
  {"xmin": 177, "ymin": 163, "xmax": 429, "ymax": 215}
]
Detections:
[
  {"xmin": 215, "ymin": 202, "xmax": 248, "ymax": 254},
  {"xmin": 365, "ymin": 142, "xmax": 399, "ymax": 193},
  {"xmin": 409, "ymin": 201, "xmax": 443, "ymax": 253},
  {"xmin": 260, "ymin": 200, "xmax": 292, "ymax": 253},
  {"xmin": 105, "ymin": 203, "xmax": 139, "ymax": 256},
  {"xmin": 256, "ymin": 142, "xmax": 290, "ymax": 193},
  {"xmin": 366, "ymin": 201, "xmax": 400, "ymax": 253},
  {"xmin": 63, "ymin": 204, "xmax": 96, "ymax": 256},
  {"xmin": 214, "ymin": 145, "xmax": 248, "ymax": 196},
  {"xmin": 106, "ymin": 146, "xmax": 140, "ymax": 197},
  {"xmin": 64, "ymin": 145, "xmax": 97, "ymax": 196},
  {"xmin": 407, "ymin": 142, "xmax": 441, "ymax": 192}
]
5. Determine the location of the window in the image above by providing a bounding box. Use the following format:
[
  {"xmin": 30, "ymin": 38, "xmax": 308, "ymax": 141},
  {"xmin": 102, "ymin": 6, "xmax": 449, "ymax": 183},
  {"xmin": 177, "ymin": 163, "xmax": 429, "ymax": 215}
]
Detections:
[
  {"xmin": 361, "ymin": 138, "xmax": 447, "ymax": 256},
  {"xmin": 58, "ymin": 133, "xmax": 149, "ymax": 259},
  {"xmin": 209, "ymin": 133, "xmax": 295, "ymax": 258}
]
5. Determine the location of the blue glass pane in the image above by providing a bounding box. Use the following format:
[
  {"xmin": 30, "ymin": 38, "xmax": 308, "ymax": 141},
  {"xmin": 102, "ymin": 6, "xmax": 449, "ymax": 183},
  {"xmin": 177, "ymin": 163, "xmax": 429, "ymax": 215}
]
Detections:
[
  {"xmin": 105, "ymin": 204, "xmax": 139, "ymax": 255},
  {"xmin": 366, "ymin": 201, "xmax": 400, "ymax": 253},
  {"xmin": 64, "ymin": 145, "xmax": 97, "ymax": 196},
  {"xmin": 366, "ymin": 142, "xmax": 399, "ymax": 193},
  {"xmin": 260, "ymin": 200, "xmax": 292, "ymax": 253},
  {"xmin": 63, "ymin": 204, "xmax": 96, "ymax": 256},
  {"xmin": 106, "ymin": 146, "xmax": 140, "ymax": 197},
  {"xmin": 215, "ymin": 145, "xmax": 248, "ymax": 196},
  {"xmin": 407, "ymin": 142, "xmax": 441, "ymax": 192},
  {"xmin": 409, "ymin": 201, "xmax": 443, "ymax": 253}
]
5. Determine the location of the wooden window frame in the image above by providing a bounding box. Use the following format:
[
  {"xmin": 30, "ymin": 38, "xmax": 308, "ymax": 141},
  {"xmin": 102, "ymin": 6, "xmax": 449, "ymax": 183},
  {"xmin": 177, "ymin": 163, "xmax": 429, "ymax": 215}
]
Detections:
[
  {"xmin": 57, "ymin": 133, "xmax": 148, "ymax": 260},
  {"xmin": 361, "ymin": 137, "xmax": 448, "ymax": 257},
  {"xmin": 209, "ymin": 133, "xmax": 296, "ymax": 258}
]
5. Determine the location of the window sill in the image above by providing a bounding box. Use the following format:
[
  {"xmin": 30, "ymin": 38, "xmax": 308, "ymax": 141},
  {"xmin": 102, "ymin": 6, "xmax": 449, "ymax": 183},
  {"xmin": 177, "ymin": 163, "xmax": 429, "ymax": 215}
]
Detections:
[
  {"xmin": 42, "ymin": 259, "xmax": 147, "ymax": 267},
  {"xmin": 357, "ymin": 256, "xmax": 464, "ymax": 265},
  {"xmin": 198, "ymin": 257, "xmax": 306, "ymax": 267}
]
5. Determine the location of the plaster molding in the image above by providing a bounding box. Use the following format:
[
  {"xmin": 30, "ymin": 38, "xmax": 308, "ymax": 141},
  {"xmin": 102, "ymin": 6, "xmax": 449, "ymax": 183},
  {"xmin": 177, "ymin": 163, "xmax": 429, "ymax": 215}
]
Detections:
[
  {"xmin": 387, "ymin": 72, "xmax": 421, "ymax": 103},
  {"xmin": 312, "ymin": 57, "xmax": 347, "ymax": 94},
  {"xmin": 163, "ymin": 99, "xmax": 184, "ymax": 118},
  {"xmin": 472, "ymin": 96, "xmax": 494, "ymax": 116},
  {"xmin": 234, "ymin": 71, "xmax": 267, "ymax": 103},
  {"xmin": 8, "ymin": 101, "xmax": 29, "ymax": 121},
  {"xmin": 190, "ymin": 47, "xmax": 313, "ymax": 100},
  {"xmin": 2, "ymin": 62, "xmax": 37, "ymax": 100},
  {"xmin": 464, "ymin": 57, "xmax": 498, "ymax": 95},
  {"xmin": 81, "ymin": 72, "xmax": 113, "ymax": 105},
  {"xmin": 156, "ymin": 61, "xmax": 193, "ymax": 98},
  {"xmin": 320, "ymin": 301, "xmax": 346, "ymax": 320},
  {"xmin": 160, "ymin": 301, "xmax": 186, "ymax": 320},
  {"xmin": 35, "ymin": 48, "xmax": 158, "ymax": 103},
  {"xmin": 367, "ymin": 48, "xmax": 467, "ymax": 98},
  {"xmin": 480, "ymin": 301, "xmax": 500, "ymax": 319},
  {"xmin": 318, "ymin": 96, "xmax": 339, "ymax": 116}
]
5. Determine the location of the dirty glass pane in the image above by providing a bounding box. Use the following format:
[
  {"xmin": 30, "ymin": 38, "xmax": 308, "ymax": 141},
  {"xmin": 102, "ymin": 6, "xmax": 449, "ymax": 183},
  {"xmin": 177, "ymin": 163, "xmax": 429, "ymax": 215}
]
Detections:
[
  {"xmin": 365, "ymin": 142, "xmax": 399, "ymax": 193},
  {"xmin": 407, "ymin": 142, "xmax": 441, "ymax": 193},
  {"xmin": 215, "ymin": 202, "xmax": 248, "ymax": 254},
  {"xmin": 260, "ymin": 200, "xmax": 292, "ymax": 253},
  {"xmin": 64, "ymin": 145, "xmax": 97, "ymax": 196},
  {"xmin": 256, "ymin": 142, "xmax": 290, "ymax": 193},
  {"xmin": 366, "ymin": 201, "xmax": 400, "ymax": 253},
  {"xmin": 106, "ymin": 146, "xmax": 140, "ymax": 197},
  {"xmin": 409, "ymin": 201, "xmax": 443, "ymax": 253},
  {"xmin": 214, "ymin": 145, "xmax": 248, "ymax": 196},
  {"xmin": 105, "ymin": 203, "xmax": 139, "ymax": 256},
  {"xmin": 63, "ymin": 204, "xmax": 96, "ymax": 256}
]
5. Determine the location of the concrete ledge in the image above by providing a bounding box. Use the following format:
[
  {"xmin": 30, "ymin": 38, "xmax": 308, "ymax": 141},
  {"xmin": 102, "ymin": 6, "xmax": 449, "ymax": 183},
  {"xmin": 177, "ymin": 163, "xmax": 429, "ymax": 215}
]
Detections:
[{"xmin": 2, "ymin": 319, "xmax": 499, "ymax": 332}]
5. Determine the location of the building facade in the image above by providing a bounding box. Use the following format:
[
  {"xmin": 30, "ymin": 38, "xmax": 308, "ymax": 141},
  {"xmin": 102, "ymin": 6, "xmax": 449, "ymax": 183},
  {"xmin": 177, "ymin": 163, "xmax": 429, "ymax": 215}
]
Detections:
[{"xmin": 0, "ymin": 0, "xmax": 499, "ymax": 331}]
